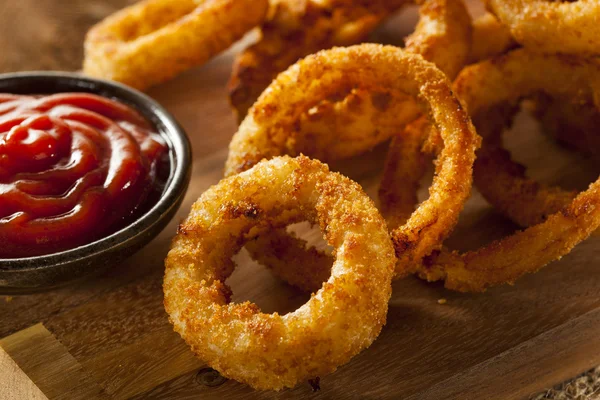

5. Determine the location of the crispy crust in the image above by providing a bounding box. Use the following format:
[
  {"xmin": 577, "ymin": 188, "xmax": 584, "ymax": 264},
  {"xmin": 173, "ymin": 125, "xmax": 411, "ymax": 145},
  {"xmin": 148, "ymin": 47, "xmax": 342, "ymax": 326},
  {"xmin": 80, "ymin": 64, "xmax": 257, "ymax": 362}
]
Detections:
[
  {"xmin": 416, "ymin": 49, "xmax": 600, "ymax": 292},
  {"xmin": 532, "ymin": 93, "xmax": 600, "ymax": 160},
  {"xmin": 83, "ymin": 0, "xmax": 268, "ymax": 90},
  {"xmin": 471, "ymin": 74, "xmax": 600, "ymax": 233},
  {"xmin": 225, "ymin": 45, "xmax": 479, "ymax": 287},
  {"xmin": 164, "ymin": 155, "xmax": 395, "ymax": 390},
  {"xmin": 404, "ymin": 0, "xmax": 472, "ymax": 79},
  {"xmin": 378, "ymin": 118, "xmax": 432, "ymax": 236},
  {"xmin": 468, "ymin": 13, "xmax": 516, "ymax": 64},
  {"xmin": 486, "ymin": 0, "xmax": 600, "ymax": 55},
  {"xmin": 227, "ymin": 0, "xmax": 410, "ymax": 121}
]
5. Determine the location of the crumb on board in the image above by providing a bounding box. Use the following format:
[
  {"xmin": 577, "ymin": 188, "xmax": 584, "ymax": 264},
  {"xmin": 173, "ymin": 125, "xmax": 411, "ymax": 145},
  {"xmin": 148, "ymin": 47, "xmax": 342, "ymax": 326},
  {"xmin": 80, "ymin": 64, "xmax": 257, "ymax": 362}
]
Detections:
[
  {"xmin": 5, "ymin": 296, "xmax": 13, "ymax": 303},
  {"xmin": 437, "ymin": 298, "xmax": 447, "ymax": 305}
]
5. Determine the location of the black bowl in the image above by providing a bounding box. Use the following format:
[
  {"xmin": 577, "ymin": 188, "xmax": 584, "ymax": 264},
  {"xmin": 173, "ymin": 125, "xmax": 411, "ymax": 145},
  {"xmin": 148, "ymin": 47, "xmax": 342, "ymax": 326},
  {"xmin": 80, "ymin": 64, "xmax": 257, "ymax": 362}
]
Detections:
[{"xmin": 0, "ymin": 72, "xmax": 192, "ymax": 294}]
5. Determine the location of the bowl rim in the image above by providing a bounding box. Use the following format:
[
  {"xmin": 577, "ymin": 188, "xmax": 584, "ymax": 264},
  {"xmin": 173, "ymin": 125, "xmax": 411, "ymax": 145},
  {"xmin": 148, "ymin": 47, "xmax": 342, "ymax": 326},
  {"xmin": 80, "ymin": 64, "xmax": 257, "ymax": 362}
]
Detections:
[{"xmin": 0, "ymin": 71, "xmax": 192, "ymax": 271}]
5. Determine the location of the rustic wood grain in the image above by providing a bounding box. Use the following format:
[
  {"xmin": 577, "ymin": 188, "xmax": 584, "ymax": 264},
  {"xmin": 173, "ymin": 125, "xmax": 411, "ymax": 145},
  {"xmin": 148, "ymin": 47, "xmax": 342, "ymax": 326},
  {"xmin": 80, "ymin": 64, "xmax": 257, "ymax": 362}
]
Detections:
[
  {"xmin": 406, "ymin": 307, "xmax": 600, "ymax": 400},
  {"xmin": 0, "ymin": 324, "xmax": 108, "ymax": 399},
  {"xmin": 1, "ymin": 1, "xmax": 600, "ymax": 399},
  {"xmin": 0, "ymin": 346, "xmax": 47, "ymax": 400}
]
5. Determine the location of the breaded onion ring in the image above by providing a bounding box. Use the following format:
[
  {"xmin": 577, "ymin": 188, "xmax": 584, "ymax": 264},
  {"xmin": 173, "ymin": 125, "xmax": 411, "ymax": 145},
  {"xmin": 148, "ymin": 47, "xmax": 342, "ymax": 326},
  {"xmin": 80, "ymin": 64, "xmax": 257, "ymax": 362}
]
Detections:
[
  {"xmin": 225, "ymin": 44, "xmax": 479, "ymax": 288},
  {"xmin": 279, "ymin": 0, "xmax": 471, "ymax": 162},
  {"xmin": 472, "ymin": 85, "xmax": 600, "ymax": 232},
  {"xmin": 83, "ymin": 0, "xmax": 268, "ymax": 90},
  {"xmin": 486, "ymin": 0, "xmax": 600, "ymax": 55},
  {"xmin": 228, "ymin": 0, "xmax": 472, "ymax": 120},
  {"xmin": 468, "ymin": 13, "xmax": 516, "ymax": 64},
  {"xmin": 532, "ymin": 93, "xmax": 600, "ymax": 160},
  {"xmin": 226, "ymin": 0, "xmax": 471, "ymax": 163},
  {"xmin": 415, "ymin": 49, "xmax": 600, "ymax": 292},
  {"xmin": 164, "ymin": 155, "xmax": 395, "ymax": 390}
]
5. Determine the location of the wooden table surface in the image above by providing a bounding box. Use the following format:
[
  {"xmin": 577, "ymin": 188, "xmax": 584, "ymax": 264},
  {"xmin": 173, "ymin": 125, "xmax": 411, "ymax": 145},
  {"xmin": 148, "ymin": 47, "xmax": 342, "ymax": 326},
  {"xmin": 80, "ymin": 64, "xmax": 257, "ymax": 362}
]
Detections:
[{"xmin": 1, "ymin": 1, "xmax": 600, "ymax": 399}]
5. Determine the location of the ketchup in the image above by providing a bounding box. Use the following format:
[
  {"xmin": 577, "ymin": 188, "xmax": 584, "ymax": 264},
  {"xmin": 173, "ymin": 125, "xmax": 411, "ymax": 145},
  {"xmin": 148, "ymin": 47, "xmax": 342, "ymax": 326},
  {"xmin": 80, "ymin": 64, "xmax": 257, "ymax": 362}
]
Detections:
[{"xmin": 0, "ymin": 93, "xmax": 168, "ymax": 258}]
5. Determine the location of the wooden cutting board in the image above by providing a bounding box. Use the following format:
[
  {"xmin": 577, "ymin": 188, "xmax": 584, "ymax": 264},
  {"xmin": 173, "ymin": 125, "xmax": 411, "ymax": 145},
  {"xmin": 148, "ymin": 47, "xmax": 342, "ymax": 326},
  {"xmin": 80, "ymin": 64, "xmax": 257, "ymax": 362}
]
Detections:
[{"xmin": 3, "ymin": 7, "xmax": 600, "ymax": 400}]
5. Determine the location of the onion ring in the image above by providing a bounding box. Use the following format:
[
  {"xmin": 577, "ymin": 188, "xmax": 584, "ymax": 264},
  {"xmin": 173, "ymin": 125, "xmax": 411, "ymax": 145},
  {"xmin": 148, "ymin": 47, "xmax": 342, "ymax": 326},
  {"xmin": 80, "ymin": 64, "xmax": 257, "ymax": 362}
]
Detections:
[
  {"xmin": 486, "ymin": 0, "xmax": 600, "ymax": 55},
  {"xmin": 228, "ymin": 0, "xmax": 472, "ymax": 121},
  {"xmin": 225, "ymin": 44, "xmax": 479, "ymax": 289},
  {"xmin": 472, "ymin": 96, "xmax": 600, "ymax": 232},
  {"xmin": 83, "ymin": 0, "xmax": 268, "ymax": 90},
  {"xmin": 415, "ymin": 49, "xmax": 600, "ymax": 292},
  {"xmin": 164, "ymin": 155, "xmax": 395, "ymax": 390},
  {"xmin": 468, "ymin": 14, "xmax": 598, "ymax": 165},
  {"xmin": 531, "ymin": 93, "xmax": 600, "ymax": 160}
]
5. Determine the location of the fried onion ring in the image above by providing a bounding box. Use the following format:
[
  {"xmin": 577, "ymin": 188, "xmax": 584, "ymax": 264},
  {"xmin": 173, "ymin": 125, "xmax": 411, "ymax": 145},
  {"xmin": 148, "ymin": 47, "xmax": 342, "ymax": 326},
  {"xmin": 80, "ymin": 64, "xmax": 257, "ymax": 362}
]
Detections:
[
  {"xmin": 486, "ymin": 0, "xmax": 600, "ymax": 55},
  {"xmin": 414, "ymin": 49, "xmax": 600, "ymax": 292},
  {"xmin": 472, "ymin": 80, "xmax": 600, "ymax": 232},
  {"xmin": 164, "ymin": 155, "xmax": 395, "ymax": 390},
  {"xmin": 83, "ymin": 0, "xmax": 268, "ymax": 90},
  {"xmin": 228, "ymin": 0, "xmax": 472, "ymax": 120},
  {"xmin": 532, "ymin": 93, "xmax": 600, "ymax": 160},
  {"xmin": 225, "ymin": 45, "xmax": 479, "ymax": 288}
]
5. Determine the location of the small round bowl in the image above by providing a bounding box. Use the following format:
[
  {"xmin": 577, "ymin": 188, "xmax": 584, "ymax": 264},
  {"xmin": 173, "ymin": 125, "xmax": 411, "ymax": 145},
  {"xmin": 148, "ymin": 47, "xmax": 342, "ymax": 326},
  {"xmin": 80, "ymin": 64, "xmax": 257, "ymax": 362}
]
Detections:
[{"xmin": 0, "ymin": 72, "xmax": 192, "ymax": 294}]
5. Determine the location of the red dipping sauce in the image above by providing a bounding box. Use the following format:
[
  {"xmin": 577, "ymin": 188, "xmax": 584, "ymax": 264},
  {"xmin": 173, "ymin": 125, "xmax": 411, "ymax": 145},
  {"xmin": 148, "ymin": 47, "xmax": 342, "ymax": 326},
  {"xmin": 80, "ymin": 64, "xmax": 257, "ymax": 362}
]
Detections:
[{"xmin": 0, "ymin": 93, "xmax": 168, "ymax": 258}]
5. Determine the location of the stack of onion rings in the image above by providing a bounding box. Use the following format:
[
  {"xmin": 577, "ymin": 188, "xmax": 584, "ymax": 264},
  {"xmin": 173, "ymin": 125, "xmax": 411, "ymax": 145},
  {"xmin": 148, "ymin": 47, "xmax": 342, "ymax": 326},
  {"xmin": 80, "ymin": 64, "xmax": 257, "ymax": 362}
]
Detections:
[
  {"xmin": 229, "ymin": 47, "xmax": 600, "ymax": 294},
  {"xmin": 224, "ymin": 0, "xmax": 475, "ymax": 288},
  {"xmin": 108, "ymin": 0, "xmax": 600, "ymax": 389},
  {"xmin": 164, "ymin": 155, "xmax": 395, "ymax": 390},
  {"xmin": 83, "ymin": 0, "xmax": 268, "ymax": 90}
]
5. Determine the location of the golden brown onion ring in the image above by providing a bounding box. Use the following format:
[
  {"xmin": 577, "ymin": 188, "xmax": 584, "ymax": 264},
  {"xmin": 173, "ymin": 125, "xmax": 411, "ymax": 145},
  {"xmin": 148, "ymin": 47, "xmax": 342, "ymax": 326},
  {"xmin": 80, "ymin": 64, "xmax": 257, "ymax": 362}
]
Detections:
[
  {"xmin": 474, "ymin": 92, "xmax": 600, "ymax": 230},
  {"xmin": 83, "ymin": 0, "xmax": 268, "ymax": 90},
  {"xmin": 486, "ymin": 0, "xmax": 600, "ymax": 55},
  {"xmin": 532, "ymin": 93, "xmax": 600, "ymax": 160},
  {"xmin": 287, "ymin": 0, "xmax": 471, "ymax": 162},
  {"xmin": 467, "ymin": 15, "xmax": 598, "ymax": 166},
  {"xmin": 164, "ymin": 155, "xmax": 395, "ymax": 390},
  {"xmin": 228, "ymin": 0, "xmax": 472, "ymax": 121},
  {"xmin": 416, "ymin": 49, "xmax": 600, "ymax": 292},
  {"xmin": 225, "ymin": 44, "xmax": 479, "ymax": 286}
]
